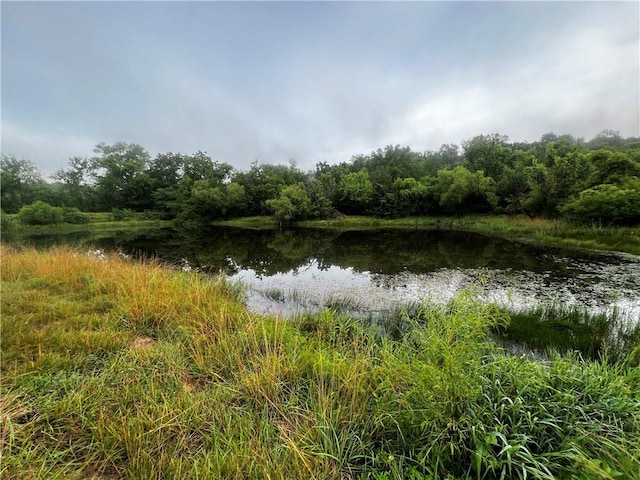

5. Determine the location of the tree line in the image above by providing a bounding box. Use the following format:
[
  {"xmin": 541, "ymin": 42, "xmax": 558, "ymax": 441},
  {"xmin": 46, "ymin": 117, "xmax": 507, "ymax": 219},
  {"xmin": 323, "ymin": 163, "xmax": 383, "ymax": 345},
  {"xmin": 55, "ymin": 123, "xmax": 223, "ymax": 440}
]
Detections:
[{"xmin": 2, "ymin": 130, "xmax": 639, "ymax": 227}]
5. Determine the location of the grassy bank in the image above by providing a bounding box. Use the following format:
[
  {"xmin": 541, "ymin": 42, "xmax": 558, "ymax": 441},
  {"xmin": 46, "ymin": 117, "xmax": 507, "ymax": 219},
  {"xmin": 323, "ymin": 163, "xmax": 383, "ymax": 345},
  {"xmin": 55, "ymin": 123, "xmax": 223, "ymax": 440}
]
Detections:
[
  {"xmin": 2, "ymin": 246, "xmax": 639, "ymax": 479},
  {"xmin": 11, "ymin": 212, "xmax": 639, "ymax": 255},
  {"xmin": 19, "ymin": 215, "xmax": 171, "ymax": 237},
  {"xmin": 299, "ymin": 215, "xmax": 640, "ymax": 255},
  {"xmin": 211, "ymin": 216, "xmax": 280, "ymax": 230}
]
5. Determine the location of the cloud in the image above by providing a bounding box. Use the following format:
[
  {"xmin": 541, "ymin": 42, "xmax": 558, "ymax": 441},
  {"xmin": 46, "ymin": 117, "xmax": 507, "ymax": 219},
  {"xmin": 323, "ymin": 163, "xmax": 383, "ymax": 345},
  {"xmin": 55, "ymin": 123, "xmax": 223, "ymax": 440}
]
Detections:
[
  {"xmin": 398, "ymin": 13, "xmax": 639, "ymax": 150},
  {"xmin": 1, "ymin": 1, "xmax": 638, "ymax": 176},
  {"xmin": 1, "ymin": 122, "xmax": 98, "ymax": 177}
]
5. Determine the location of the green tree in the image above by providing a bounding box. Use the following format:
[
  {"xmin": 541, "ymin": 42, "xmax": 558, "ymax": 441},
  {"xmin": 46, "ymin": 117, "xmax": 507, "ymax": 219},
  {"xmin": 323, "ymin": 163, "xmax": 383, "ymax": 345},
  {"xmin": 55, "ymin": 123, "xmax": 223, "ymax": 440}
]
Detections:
[
  {"xmin": 336, "ymin": 169, "xmax": 374, "ymax": 215},
  {"xmin": 92, "ymin": 142, "xmax": 150, "ymax": 210},
  {"xmin": 497, "ymin": 151, "xmax": 536, "ymax": 213},
  {"xmin": 587, "ymin": 129, "xmax": 624, "ymax": 150},
  {"xmin": 548, "ymin": 149, "xmax": 593, "ymax": 208},
  {"xmin": 423, "ymin": 144, "xmax": 462, "ymax": 176},
  {"xmin": 52, "ymin": 156, "xmax": 95, "ymax": 211},
  {"xmin": 191, "ymin": 180, "xmax": 227, "ymax": 218},
  {"xmin": 587, "ymin": 150, "xmax": 640, "ymax": 186},
  {"xmin": 378, "ymin": 177, "xmax": 429, "ymax": 217},
  {"xmin": 462, "ymin": 134, "xmax": 511, "ymax": 180},
  {"xmin": 303, "ymin": 176, "xmax": 335, "ymax": 219},
  {"xmin": 266, "ymin": 183, "xmax": 313, "ymax": 223},
  {"xmin": 434, "ymin": 166, "xmax": 497, "ymax": 216},
  {"xmin": 521, "ymin": 160, "xmax": 554, "ymax": 217},
  {"xmin": 183, "ymin": 151, "xmax": 232, "ymax": 183},
  {"xmin": 233, "ymin": 162, "xmax": 307, "ymax": 216},
  {"xmin": 366, "ymin": 145, "xmax": 428, "ymax": 186},
  {"xmin": 1, "ymin": 155, "xmax": 44, "ymax": 213},
  {"xmin": 225, "ymin": 182, "xmax": 247, "ymax": 218},
  {"xmin": 560, "ymin": 181, "xmax": 640, "ymax": 225},
  {"xmin": 148, "ymin": 153, "xmax": 185, "ymax": 187}
]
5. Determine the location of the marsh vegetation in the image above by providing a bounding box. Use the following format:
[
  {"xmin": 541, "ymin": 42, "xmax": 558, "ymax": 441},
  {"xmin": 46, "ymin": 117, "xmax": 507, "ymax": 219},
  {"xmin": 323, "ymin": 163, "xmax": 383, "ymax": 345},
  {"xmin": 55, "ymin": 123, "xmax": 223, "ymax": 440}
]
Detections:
[{"xmin": 1, "ymin": 246, "xmax": 639, "ymax": 479}]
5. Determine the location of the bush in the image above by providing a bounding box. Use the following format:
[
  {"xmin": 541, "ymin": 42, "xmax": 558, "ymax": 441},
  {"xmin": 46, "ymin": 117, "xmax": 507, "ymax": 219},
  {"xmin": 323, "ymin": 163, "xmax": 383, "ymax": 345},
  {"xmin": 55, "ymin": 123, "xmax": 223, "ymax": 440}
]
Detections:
[
  {"xmin": 111, "ymin": 208, "xmax": 136, "ymax": 221},
  {"xmin": 62, "ymin": 207, "xmax": 90, "ymax": 224},
  {"xmin": 142, "ymin": 210, "xmax": 163, "ymax": 220},
  {"xmin": 561, "ymin": 182, "xmax": 640, "ymax": 226},
  {"xmin": 18, "ymin": 201, "xmax": 63, "ymax": 225}
]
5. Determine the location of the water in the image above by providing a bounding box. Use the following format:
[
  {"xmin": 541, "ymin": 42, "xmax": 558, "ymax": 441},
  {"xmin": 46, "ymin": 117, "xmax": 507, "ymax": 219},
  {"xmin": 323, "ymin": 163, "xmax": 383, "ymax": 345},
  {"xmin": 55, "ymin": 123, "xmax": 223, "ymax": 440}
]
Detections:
[{"xmin": 27, "ymin": 226, "xmax": 640, "ymax": 324}]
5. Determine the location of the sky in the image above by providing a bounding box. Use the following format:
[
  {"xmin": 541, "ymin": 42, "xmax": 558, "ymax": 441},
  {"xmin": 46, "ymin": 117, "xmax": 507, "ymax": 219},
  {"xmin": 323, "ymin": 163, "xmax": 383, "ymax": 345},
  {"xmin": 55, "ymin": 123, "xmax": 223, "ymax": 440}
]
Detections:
[{"xmin": 2, "ymin": 1, "xmax": 639, "ymax": 177}]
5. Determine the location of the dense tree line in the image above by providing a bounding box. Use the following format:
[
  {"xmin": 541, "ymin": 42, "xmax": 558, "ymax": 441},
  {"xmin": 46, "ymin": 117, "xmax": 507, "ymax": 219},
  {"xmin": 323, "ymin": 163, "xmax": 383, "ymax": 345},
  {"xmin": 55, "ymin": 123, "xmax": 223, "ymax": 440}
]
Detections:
[{"xmin": 2, "ymin": 130, "xmax": 639, "ymax": 227}]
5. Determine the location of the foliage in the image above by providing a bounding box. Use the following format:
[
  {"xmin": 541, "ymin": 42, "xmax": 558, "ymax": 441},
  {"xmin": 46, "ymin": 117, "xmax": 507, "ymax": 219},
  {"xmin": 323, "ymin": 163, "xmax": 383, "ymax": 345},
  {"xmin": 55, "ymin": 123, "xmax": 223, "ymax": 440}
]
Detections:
[
  {"xmin": 560, "ymin": 182, "xmax": 640, "ymax": 226},
  {"xmin": 52, "ymin": 156, "xmax": 95, "ymax": 211},
  {"xmin": 337, "ymin": 169, "xmax": 374, "ymax": 214},
  {"xmin": 91, "ymin": 142, "xmax": 151, "ymax": 210},
  {"xmin": 111, "ymin": 207, "xmax": 136, "ymax": 221},
  {"xmin": 266, "ymin": 183, "xmax": 313, "ymax": 222},
  {"xmin": 434, "ymin": 166, "xmax": 497, "ymax": 215},
  {"xmin": 0, "ymin": 155, "xmax": 44, "ymax": 213},
  {"xmin": 61, "ymin": 207, "xmax": 90, "ymax": 224},
  {"xmin": 18, "ymin": 200, "xmax": 64, "ymax": 225},
  {"xmin": 3, "ymin": 131, "xmax": 640, "ymax": 226}
]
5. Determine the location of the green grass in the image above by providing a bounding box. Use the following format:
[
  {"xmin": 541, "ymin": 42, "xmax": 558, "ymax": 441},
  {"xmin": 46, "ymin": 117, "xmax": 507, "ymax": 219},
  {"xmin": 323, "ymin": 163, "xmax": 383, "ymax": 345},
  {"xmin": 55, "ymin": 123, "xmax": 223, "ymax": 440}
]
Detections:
[
  {"xmin": 2, "ymin": 245, "xmax": 639, "ymax": 479},
  {"xmin": 211, "ymin": 216, "xmax": 280, "ymax": 230},
  {"xmin": 0, "ymin": 214, "xmax": 24, "ymax": 244},
  {"xmin": 13, "ymin": 212, "xmax": 640, "ymax": 254},
  {"xmin": 7, "ymin": 211, "xmax": 171, "ymax": 238},
  {"xmin": 498, "ymin": 304, "xmax": 640, "ymax": 363}
]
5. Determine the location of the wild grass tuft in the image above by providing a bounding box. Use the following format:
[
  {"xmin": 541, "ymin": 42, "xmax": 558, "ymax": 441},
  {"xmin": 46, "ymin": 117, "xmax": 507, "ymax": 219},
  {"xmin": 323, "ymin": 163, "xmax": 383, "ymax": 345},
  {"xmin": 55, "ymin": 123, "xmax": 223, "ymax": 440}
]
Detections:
[{"xmin": 2, "ymin": 244, "xmax": 638, "ymax": 479}]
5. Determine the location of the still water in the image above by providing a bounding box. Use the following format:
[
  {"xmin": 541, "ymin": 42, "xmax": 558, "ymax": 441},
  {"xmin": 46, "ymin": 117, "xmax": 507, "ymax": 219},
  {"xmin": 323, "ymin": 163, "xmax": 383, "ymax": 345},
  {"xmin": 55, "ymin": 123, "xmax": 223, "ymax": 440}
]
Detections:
[{"xmin": 28, "ymin": 226, "xmax": 640, "ymax": 322}]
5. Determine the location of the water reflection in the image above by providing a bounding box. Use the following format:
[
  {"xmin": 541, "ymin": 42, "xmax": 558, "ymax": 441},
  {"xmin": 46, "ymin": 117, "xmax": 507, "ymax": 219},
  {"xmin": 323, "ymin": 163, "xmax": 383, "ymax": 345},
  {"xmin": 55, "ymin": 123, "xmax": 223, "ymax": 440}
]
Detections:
[{"xmin": 27, "ymin": 226, "xmax": 640, "ymax": 320}]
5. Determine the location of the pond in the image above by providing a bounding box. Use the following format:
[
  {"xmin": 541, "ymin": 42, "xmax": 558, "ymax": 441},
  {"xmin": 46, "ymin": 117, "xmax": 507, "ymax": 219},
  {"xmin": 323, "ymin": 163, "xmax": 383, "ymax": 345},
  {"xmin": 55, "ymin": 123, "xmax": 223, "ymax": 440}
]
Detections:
[{"xmin": 27, "ymin": 225, "xmax": 640, "ymax": 325}]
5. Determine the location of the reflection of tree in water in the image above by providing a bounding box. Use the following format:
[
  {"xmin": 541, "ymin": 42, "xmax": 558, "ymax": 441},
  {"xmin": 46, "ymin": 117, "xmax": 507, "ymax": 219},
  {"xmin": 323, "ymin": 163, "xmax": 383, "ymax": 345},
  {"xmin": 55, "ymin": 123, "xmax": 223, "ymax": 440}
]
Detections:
[
  {"xmin": 163, "ymin": 228, "xmax": 341, "ymax": 277},
  {"xmin": 55, "ymin": 225, "xmax": 625, "ymax": 284},
  {"xmin": 29, "ymin": 225, "xmax": 639, "ymax": 320}
]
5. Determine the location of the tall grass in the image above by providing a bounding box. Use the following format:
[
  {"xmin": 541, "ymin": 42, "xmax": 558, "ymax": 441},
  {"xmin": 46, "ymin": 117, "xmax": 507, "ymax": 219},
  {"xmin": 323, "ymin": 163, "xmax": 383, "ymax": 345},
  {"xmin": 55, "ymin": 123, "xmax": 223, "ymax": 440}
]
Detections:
[
  {"xmin": 0, "ymin": 213, "xmax": 23, "ymax": 244},
  {"xmin": 498, "ymin": 304, "xmax": 640, "ymax": 363},
  {"xmin": 2, "ymin": 244, "xmax": 639, "ymax": 479}
]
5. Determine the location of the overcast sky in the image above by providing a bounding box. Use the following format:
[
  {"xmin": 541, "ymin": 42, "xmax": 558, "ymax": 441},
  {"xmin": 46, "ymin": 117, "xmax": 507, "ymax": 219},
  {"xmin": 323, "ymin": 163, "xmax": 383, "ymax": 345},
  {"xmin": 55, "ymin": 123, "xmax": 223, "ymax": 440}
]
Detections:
[{"xmin": 2, "ymin": 1, "xmax": 639, "ymax": 176}]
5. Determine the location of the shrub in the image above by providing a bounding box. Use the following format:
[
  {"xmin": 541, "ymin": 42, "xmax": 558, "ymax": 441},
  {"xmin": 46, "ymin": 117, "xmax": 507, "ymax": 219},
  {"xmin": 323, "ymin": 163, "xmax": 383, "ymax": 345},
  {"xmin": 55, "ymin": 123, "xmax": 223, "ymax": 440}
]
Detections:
[
  {"xmin": 111, "ymin": 208, "xmax": 136, "ymax": 221},
  {"xmin": 62, "ymin": 207, "xmax": 90, "ymax": 224},
  {"xmin": 142, "ymin": 210, "xmax": 163, "ymax": 220},
  {"xmin": 18, "ymin": 200, "xmax": 63, "ymax": 225},
  {"xmin": 561, "ymin": 183, "xmax": 640, "ymax": 226}
]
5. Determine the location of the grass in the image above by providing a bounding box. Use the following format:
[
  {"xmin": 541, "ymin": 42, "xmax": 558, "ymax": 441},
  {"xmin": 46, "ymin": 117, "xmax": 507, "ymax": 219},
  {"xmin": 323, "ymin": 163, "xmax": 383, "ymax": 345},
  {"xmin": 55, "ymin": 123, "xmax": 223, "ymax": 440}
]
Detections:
[
  {"xmin": 0, "ymin": 214, "xmax": 24, "ymax": 244},
  {"xmin": 497, "ymin": 304, "xmax": 640, "ymax": 363},
  {"xmin": 211, "ymin": 216, "xmax": 280, "ymax": 230},
  {"xmin": 1, "ymin": 245, "xmax": 639, "ymax": 479},
  {"xmin": 12, "ymin": 212, "xmax": 640, "ymax": 255},
  {"xmin": 299, "ymin": 215, "xmax": 640, "ymax": 255},
  {"xmin": 3, "ymin": 211, "xmax": 170, "ymax": 239}
]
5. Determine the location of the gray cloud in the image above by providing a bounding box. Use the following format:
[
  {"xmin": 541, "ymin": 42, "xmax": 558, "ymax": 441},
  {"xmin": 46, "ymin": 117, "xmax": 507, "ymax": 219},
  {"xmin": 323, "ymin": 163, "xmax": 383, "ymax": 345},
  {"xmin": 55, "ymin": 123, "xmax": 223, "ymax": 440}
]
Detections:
[{"xmin": 2, "ymin": 2, "xmax": 638, "ymax": 176}]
